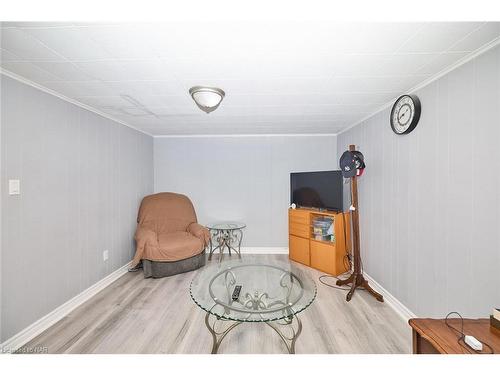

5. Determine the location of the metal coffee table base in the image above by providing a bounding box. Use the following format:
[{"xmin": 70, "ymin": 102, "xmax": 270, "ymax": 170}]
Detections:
[{"xmin": 204, "ymin": 312, "xmax": 302, "ymax": 354}]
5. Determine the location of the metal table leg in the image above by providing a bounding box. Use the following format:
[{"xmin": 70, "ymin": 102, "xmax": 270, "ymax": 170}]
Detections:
[
  {"xmin": 204, "ymin": 312, "xmax": 302, "ymax": 354},
  {"xmin": 229, "ymin": 228, "xmax": 243, "ymax": 259},
  {"xmin": 208, "ymin": 229, "xmax": 220, "ymax": 261},
  {"xmin": 205, "ymin": 312, "xmax": 242, "ymax": 354},
  {"xmin": 265, "ymin": 315, "xmax": 302, "ymax": 354}
]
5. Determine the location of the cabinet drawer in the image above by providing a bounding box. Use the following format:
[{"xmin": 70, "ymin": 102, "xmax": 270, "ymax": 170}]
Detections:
[
  {"xmin": 310, "ymin": 241, "xmax": 337, "ymax": 275},
  {"xmin": 289, "ymin": 235, "xmax": 310, "ymax": 266},
  {"xmin": 289, "ymin": 222, "xmax": 309, "ymax": 238},
  {"xmin": 288, "ymin": 209, "xmax": 309, "ymax": 225}
]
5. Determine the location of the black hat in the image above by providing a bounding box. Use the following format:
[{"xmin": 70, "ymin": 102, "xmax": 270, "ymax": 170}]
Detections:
[
  {"xmin": 352, "ymin": 151, "xmax": 366, "ymax": 170},
  {"xmin": 339, "ymin": 150, "xmax": 366, "ymax": 178},
  {"xmin": 340, "ymin": 151, "xmax": 357, "ymax": 178}
]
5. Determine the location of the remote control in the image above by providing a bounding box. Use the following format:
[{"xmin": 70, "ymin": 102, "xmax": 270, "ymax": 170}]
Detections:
[{"xmin": 232, "ymin": 285, "xmax": 242, "ymax": 301}]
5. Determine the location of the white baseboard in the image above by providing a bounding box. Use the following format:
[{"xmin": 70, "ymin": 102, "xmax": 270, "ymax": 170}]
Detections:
[
  {"xmin": 364, "ymin": 273, "xmax": 416, "ymax": 323},
  {"xmin": 240, "ymin": 247, "xmax": 289, "ymax": 254},
  {"xmin": 0, "ymin": 261, "xmax": 132, "ymax": 354}
]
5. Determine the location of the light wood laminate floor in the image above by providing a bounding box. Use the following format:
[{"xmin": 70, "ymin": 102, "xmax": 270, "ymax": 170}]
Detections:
[{"xmin": 22, "ymin": 255, "xmax": 411, "ymax": 354}]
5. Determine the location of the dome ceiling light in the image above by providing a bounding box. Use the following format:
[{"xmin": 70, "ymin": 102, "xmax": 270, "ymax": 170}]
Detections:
[{"xmin": 189, "ymin": 86, "xmax": 225, "ymax": 114}]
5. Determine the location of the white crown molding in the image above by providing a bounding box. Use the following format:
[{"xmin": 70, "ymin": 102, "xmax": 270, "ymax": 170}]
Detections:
[
  {"xmin": 363, "ymin": 272, "xmax": 416, "ymax": 324},
  {"xmin": 0, "ymin": 261, "xmax": 132, "ymax": 354},
  {"xmin": 154, "ymin": 133, "xmax": 338, "ymax": 138},
  {"xmin": 338, "ymin": 35, "xmax": 500, "ymax": 136},
  {"xmin": 0, "ymin": 68, "xmax": 153, "ymax": 138}
]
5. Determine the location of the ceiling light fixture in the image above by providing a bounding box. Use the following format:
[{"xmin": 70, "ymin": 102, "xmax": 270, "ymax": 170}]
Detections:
[{"xmin": 189, "ymin": 86, "xmax": 225, "ymax": 113}]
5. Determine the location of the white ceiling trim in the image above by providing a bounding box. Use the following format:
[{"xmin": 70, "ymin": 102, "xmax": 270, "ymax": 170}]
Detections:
[
  {"xmin": 0, "ymin": 67, "xmax": 154, "ymax": 137},
  {"xmin": 337, "ymin": 35, "xmax": 500, "ymax": 136}
]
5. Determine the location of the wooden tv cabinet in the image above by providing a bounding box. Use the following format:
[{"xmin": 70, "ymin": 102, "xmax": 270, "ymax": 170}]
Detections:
[{"xmin": 288, "ymin": 208, "xmax": 350, "ymax": 276}]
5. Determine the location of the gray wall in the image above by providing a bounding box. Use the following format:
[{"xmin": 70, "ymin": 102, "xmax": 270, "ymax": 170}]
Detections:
[
  {"xmin": 0, "ymin": 76, "xmax": 153, "ymax": 342},
  {"xmin": 154, "ymin": 135, "xmax": 337, "ymax": 247},
  {"xmin": 337, "ymin": 45, "xmax": 500, "ymax": 318}
]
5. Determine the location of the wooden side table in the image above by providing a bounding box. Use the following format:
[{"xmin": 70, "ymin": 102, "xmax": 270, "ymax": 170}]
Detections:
[{"xmin": 409, "ymin": 318, "xmax": 500, "ymax": 354}]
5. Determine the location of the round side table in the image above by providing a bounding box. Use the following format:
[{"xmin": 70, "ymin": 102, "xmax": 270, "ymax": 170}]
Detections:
[{"xmin": 206, "ymin": 222, "xmax": 246, "ymax": 262}]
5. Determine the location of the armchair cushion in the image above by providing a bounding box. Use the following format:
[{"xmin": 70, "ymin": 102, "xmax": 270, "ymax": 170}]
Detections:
[{"xmin": 157, "ymin": 232, "xmax": 204, "ymax": 262}]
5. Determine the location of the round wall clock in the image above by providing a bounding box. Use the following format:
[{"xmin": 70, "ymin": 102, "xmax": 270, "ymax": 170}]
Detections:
[{"xmin": 390, "ymin": 94, "xmax": 421, "ymax": 135}]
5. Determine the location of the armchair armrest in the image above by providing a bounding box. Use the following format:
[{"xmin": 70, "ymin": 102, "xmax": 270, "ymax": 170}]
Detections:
[
  {"xmin": 135, "ymin": 227, "xmax": 157, "ymax": 243},
  {"xmin": 187, "ymin": 222, "xmax": 210, "ymax": 247},
  {"xmin": 132, "ymin": 226, "xmax": 158, "ymax": 266}
]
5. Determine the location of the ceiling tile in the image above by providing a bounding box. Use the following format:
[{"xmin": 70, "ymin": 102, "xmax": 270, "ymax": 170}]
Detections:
[
  {"xmin": 448, "ymin": 22, "xmax": 500, "ymax": 52},
  {"xmin": 75, "ymin": 60, "xmax": 177, "ymax": 81},
  {"xmin": 328, "ymin": 54, "xmax": 384, "ymax": 77},
  {"xmin": 2, "ymin": 21, "xmax": 498, "ymax": 135},
  {"xmin": 0, "ymin": 48, "xmax": 22, "ymax": 62},
  {"xmin": 133, "ymin": 95, "xmax": 191, "ymax": 108},
  {"xmin": 31, "ymin": 61, "xmax": 95, "ymax": 81},
  {"xmin": 73, "ymin": 61, "xmax": 128, "ymax": 81},
  {"xmin": 180, "ymin": 77, "xmax": 332, "ymax": 96},
  {"xmin": 103, "ymin": 81, "xmax": 183, "ymax": 97},
  {"xmin": 41, "ymin": 81, "xmax": 116, "ymax": 97},
  {"xmin": 331, "ymin": 22, "xmax": 426, "ymax": 54},
  {"xmin": 22, "ymin": 27, "xmax": 113, "ymax": 60},
  {"xmin": 415, "ymin": 52, "xmax": 469, "ymax": 75},
  {"xmin": 0, "ymin": 27, "xmax": 64, "ymax": 61},
  {"xmin": 119, "ymin": 60, "xmax": 177, "ymax": 81},
  {"xmin": 152, "ymin": 105, "xmax": 198, "ymax": 117},
  {"xmin": 336, "ymin": 92, "xmax": 400, "ymax": 105},
  {"xmin": 391, "ymin": 75, "xmax": 432, "ymax": 94},
  {"xmin": 328, "ymin": 75, "xmax": 412, "ymax": 94},
  {"xmin": 83, "ymin": 24, "xmax": 163, "ymax": 59},
  {"xmin": 372, "ymin": 53, "xmax": 439, "ymax": 76},
  {"xmin": 226, "ymin": 94, "xmax": 335, "ymax": 107},
  {"xmin": 398, "ymin": 22, "xmax": 483, "ymax": 53},
  {"xmin": 75, "ymin": 95, "xmax": 135, "ymax": 109}
]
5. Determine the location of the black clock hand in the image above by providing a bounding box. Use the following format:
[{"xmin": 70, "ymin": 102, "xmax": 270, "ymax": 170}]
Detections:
[{"xmin": 398, "ymin": 108, "xmax": 409, "ymax": 121}]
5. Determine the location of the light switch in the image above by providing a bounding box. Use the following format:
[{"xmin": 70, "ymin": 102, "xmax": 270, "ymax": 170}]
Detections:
[{"xmin": 9, "ymin": 179, "xmax": 20, "ymax": 195}]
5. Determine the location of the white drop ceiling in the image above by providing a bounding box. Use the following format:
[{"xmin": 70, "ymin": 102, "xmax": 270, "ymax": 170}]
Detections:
[{"xmin": 1, "ymin": 21, "xmax": 499, "ymax": 136}]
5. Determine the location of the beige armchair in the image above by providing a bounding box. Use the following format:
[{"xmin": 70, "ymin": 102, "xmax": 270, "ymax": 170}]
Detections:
[{"xmin": 132, "ymin": 192, "xmax": 209, "ymax": 278}]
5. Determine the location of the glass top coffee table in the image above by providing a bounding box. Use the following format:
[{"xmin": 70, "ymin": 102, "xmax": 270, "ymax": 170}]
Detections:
[
  {"xmin": 206, "ymin": 222, "xmax": 246, "ymax": 262},
  {"xmin": 190, "ymin": 259, "xmax": 317, "ymax": 354}
]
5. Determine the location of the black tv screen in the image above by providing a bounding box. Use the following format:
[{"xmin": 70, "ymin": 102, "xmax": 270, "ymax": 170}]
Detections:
[{"xmin": 290, "ymin": 170, "xmax": 343, "ymax": 211}]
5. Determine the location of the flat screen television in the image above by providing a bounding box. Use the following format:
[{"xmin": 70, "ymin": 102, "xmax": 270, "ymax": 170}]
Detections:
[{"xmin": 290, "ymin": 170, "xmax": 343, "ymax": 212}]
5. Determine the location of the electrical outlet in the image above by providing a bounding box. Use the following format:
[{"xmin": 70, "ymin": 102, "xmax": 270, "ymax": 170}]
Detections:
[
  {"xmin": 103, "ymin": 250, "xmax": 109, "ymax": 262},
  {"xmin": 9, "ymin": 179, "xmax": 20, "ymax": 195}
]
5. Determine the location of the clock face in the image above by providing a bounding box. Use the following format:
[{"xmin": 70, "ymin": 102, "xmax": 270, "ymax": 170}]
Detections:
[{"xmin": 390, "ymin": 94, "xmax": 421, "ymax": 135}]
